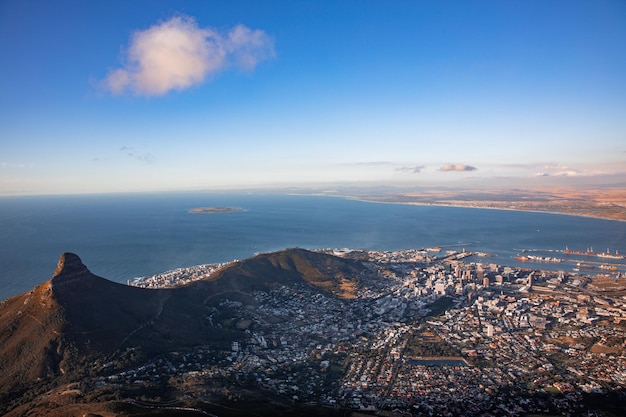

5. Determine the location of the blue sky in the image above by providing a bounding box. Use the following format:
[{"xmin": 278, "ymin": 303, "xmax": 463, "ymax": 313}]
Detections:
[{"xmin": 1, "ymin": 0, "xmax": 625, "ymax": 195}]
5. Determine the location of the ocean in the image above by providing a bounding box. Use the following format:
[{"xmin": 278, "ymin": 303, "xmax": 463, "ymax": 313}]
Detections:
[{"xmin": 1, "ymin": 192, "xmax": 625, "ymax": 301}]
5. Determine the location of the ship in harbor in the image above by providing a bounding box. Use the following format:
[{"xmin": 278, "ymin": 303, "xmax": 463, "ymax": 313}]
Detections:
[
  {"xmin": 598, "ymin": 248, "xmax": 623, "ymax": 259},
  {"xmin": 563, "ymin": 246, "xmax": 625, "ymax": 260},
  {"xmin": 516, "ymin": 255, "xmax": 562, "ymax": 263},
  {"xmin": 599, "ymin": 264, "xmax": 619, "ymax": 271}
]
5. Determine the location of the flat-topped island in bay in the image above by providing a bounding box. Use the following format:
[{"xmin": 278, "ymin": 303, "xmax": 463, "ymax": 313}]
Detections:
[{"xmin": 189, "ymin": 207, "xmax": 243, "ymax": 214}]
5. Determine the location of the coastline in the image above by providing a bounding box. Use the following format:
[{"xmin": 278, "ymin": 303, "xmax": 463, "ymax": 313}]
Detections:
[
  {"xmin": 342, "ymin": 196, "xmax": 626, "ymax": 223},
  {"xmin": 1, "ymin": 192, "xmax": 625, "ymax": 302},
  {"xmin": 403, "ymin": 201, "xmax": 626, "ymax": 223}
]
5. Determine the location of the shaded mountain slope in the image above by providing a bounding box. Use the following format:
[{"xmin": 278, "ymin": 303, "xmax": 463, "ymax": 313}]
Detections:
[
  {"xmin": 0, "ymin": 253, "xmax": 169, "ymax": 399},
  {"xmin": 50, "ymin": 253, "xmax": 170, "ymax": 352}
]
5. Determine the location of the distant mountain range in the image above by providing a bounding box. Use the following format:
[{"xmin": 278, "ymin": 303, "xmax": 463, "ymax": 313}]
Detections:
[{"xmin": 0, "ymin": 249, "xmax": 365, "ymax": 416}]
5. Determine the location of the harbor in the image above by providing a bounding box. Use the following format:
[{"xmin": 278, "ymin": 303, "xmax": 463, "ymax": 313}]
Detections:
[{"xmin": 514, "ymin": 246, "xmax": 626, "ymax": 277}]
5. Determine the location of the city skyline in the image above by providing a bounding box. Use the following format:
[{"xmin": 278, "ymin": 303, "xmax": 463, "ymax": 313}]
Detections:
[{"xmin": 1, "ymin": 0, "xmax": 625, "ymax": 195}]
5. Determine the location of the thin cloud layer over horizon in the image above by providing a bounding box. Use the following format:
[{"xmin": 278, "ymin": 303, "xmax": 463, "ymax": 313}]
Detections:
[
  {"xmin": 396, "ymin": 165, "xmax": 426, "ymax": 174},
  {"xmin": 101, "ymin": 15, "xmax": 274, "ymax": 96}
]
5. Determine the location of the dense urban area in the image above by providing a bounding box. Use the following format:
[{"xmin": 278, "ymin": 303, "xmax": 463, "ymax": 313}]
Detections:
[{"xmin": 118, "ymin": 247, "xmax": 626, "ymax": 415}]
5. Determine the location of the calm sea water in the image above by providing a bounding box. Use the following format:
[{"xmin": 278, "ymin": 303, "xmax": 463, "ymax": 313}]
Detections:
[{"xmin": 1, "ymin": 192, "xmax": 625, "ymax": 301}]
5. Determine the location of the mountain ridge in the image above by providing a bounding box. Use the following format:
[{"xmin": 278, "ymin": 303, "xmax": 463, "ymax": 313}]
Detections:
[{"xmin": 0, "ymin": 248, "xmax": 366, "ymax": 414}]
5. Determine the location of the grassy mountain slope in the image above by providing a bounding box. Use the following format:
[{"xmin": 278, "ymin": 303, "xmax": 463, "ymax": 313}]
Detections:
[{"xmin": 194, "ymin": 247, "xmax": 363, "ymax": 299}]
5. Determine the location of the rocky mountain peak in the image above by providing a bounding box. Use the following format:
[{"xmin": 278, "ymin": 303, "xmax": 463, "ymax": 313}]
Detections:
[
  {"xmin": 51, "ymin": 252, "xmax": 91, "ymax": 286},
  {"xmin": 53, "ymin": 252, "xmax": 87, "ymax": 276}
]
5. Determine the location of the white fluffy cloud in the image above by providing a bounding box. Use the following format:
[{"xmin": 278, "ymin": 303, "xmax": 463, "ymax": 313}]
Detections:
[
  {"xmin": 102, "ymin": 16, "xmax": 274, "ymax": 96},
  {"xmin": 439, "ymin": 163, "xmax": 477, "ymax": 172}
]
